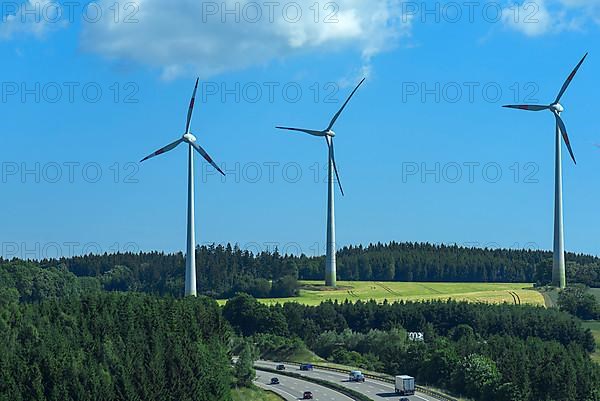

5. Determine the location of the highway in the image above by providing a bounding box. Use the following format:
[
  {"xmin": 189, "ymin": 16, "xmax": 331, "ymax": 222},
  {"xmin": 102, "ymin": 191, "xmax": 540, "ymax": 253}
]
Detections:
[
  {"xmin": 256, "ymin": 361, "xmax": 441, "ymax": 401},
  {"xmin": 254, "ymin": 370, "xmax": 354, "ymax": 401}
]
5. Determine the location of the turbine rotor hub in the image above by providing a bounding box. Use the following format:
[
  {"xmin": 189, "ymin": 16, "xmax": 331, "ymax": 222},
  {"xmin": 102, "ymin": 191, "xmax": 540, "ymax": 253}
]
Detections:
[
  {"xmin": 326, "ymin": 130, "xmax": 336, "ymax": 137},
  {"xmin": 551, "ymin": 103, "xmax": 564, "ymax": 113}
]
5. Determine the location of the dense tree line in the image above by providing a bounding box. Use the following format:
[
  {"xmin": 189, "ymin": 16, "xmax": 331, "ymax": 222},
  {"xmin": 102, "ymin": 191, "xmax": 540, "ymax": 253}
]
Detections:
[
  {"xmin": 0, "ymin": 261, "xmax": 95, "ymax": 302},
  {"xmin": 326, "ymin": 242, "xmax": 600, "ymax": 286},
  {"xmin": 3, "ymin": 241, "xmax": 598, "ymax": 301},
  {"xmin": 0, "ymin": 291, "xmax": 232, "ymax": 401},
  {"xmin": 224, "ymin": 294, "xmax": 595, "ymax": 351},
  {"xmin": 49, "ymin": 245, "xmax": 300, "ymax": 298},
  {"xmin": 49, "ymin": 242, "xmax": 600, "ymax": 295},
  {"xmin": 223, "ymin": 294, "xmax": 600, "ymax": 401}
]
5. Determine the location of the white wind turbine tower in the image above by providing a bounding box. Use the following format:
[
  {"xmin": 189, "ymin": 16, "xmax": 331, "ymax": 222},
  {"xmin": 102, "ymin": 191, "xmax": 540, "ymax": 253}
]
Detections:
[
  {"xmin": 503, "ymin": 53, "xmax": 587, "ymax": 289},
  {"xmin": 276, "ymin": 78, "xmax": 365, "ymax": 287},
  {"xmin": 140, "ymin": 78, "xmax": 225, "ymax": 296}
]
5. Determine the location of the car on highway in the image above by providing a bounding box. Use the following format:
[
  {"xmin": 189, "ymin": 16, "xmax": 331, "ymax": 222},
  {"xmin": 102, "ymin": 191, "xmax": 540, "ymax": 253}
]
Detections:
[
  {"xmin": 302, "ymin": 391, "xmax": 313, "ymax": 399},
  {"xmin": 300, "ymin": 363, "xmax": 314, "ymax": 371},
  {"xmin": 349, "ymin": 370, "xmax": 365, "ymax": 382},
  {"xmin": 276, "ymin": 364, "xmax": 285, "ymax": 370},
  {"xmin": 270, "ymin": 377, "xmax": 280, "ymax": 385},
  {"xmin": 399, "ymin": 398, "xmax": 410, "ymax": 401}
]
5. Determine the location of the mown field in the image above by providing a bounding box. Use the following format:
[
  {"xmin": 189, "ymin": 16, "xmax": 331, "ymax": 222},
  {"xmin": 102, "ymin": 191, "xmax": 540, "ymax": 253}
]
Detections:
[{"xmin": 221, "ymin": 281, "xmax": 545, "ymax": 306}]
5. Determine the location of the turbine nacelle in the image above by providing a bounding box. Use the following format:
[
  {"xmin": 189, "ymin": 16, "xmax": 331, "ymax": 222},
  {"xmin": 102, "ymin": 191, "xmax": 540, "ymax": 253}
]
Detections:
[
  {"xmin": 183, "ymin": 133, "xmax": 197, "ymax": 143},
  {"xmin": 326, "ymin": 130, "xmax": 336, "ymax": 137},
  {"xmin": 550, "ymin": 103, "xmax": 564, "ymax": 113}
]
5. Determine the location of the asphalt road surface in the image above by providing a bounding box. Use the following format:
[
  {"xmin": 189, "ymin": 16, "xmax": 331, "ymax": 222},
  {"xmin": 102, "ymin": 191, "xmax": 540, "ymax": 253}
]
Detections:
[
  {"xmin": 255, "ymin": 361, "xmax": 441, "ymax": 401},
  {"xmin": 254, "ymin": 370, "xmax": 354, "ymax": 401}
]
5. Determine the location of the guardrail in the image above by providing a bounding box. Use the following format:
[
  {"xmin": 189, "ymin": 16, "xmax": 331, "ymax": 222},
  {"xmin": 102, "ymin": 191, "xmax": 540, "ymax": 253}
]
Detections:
[{"xmin": 276, "ymin": 361, "xmax": 459, "ymax": 401}]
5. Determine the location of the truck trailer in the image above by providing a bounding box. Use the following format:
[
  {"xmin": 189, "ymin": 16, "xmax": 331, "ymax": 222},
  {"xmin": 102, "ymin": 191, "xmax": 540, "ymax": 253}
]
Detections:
[{"xmin": 395, "ymin": 375, "xmax": 415, "ymax": 395}]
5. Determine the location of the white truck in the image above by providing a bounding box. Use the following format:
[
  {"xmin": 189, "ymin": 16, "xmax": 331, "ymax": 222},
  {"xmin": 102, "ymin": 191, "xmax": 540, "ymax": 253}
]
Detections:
[
  {"xmin": 395, "ymin": 375, "xmax": 415, "ymax": 395},
  {"xmin": 348, "ymin": 370, "xmax": 365, "ymax": 382}
]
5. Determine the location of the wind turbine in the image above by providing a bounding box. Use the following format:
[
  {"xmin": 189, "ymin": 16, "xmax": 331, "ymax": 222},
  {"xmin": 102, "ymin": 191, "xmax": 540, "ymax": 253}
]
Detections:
[
  {"xmin": 276, "ymin": 78, "xmax": 365, "ymax": 287},
  {"xmin": 140, "ymin": 78, "xmax": 225, "ymax": 296},
  {"xmin": 503, "ymin": 53, "xmax": 587, "ymax": 289}
]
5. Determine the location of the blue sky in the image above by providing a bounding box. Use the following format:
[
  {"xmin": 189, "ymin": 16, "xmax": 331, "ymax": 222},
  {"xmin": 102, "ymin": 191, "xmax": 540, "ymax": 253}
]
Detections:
[{"xmin": 1, "ymin": 0, "xmax": 600, "ymax": 259}]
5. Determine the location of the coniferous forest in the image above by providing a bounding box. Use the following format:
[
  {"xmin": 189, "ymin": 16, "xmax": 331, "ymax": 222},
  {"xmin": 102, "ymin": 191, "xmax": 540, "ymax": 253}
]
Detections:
[{"xmin": 0, "ymin": 290, "xmax": 232, "ymax": 401}]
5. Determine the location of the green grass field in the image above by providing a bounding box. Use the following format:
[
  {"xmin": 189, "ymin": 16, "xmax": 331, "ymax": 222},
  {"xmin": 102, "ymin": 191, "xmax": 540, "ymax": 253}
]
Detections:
[
  {"xmin": 231, "ymin": 386, "xmax": 284, "ymax": 401},
  {"xmin": 220, "ymin": 281, "xmax": 545, "ymax": 306}
]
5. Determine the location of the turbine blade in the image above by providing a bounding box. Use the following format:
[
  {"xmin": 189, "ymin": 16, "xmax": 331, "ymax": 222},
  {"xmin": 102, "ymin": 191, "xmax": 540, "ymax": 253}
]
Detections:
[
  {"xmin": 555, "ymin": 53, "xmax": 587, "ymax": 103},
  {"xmin": 326, "ymin": 136, "xmax": 344, "ymax": 196},
  {"xmin": 327, "ymin": 78, "xmax": 366, "ymax": 131},
  {"xmin": 185, "ymin": 78, "xmax": 200, "ymax": 134},
  {"xmin": 190, "ymin": 141, "xmax": 225, "ymax": 176},
  {"xmin": 140, "ymin": 138, "xmax": 183, "ymax": 162},
  {"xmin": 502, "ymin": 104, "xmax": 549, "ymax": 111},
  {"xmin": 554, "ymin": 113, "xmax": 576, "ymax": 164},
  {"xmin": 275, "ymin": 126, "xmax": 325, "ymax": 137}
]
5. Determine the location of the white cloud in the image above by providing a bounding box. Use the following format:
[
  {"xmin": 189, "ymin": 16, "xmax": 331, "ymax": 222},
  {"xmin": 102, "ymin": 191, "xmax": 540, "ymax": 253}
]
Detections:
[
  {"xmin": 0, "ymin": 0, "xmax": 65, "ymax": 40},
  {"xmin": 502, "ymin": 0, "xmax": 557, "ymax": 36},
  {"xmin": 80, "ymin": 0, "xmax": 410, "ymax": 79}
]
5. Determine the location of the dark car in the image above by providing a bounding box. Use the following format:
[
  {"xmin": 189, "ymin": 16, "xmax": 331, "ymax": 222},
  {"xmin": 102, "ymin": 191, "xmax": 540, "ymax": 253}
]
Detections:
[
  {"xmin": 300, "ymin": 363, "xmax": 314, "ymax": 371},
  {"xmin": 276, "ymin": 364, "xmax": 285, "ymax": 371},
  {"xmin": 399, "ymin": 398, "xmax": 410, "ymax": 401},
  {"xmin": 270, "ymin": 377, "xmax": 280, "ymax": 385},
  {"xmin": 303, "ymin": 391, "xmax": 313, "ymax": 399}
]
